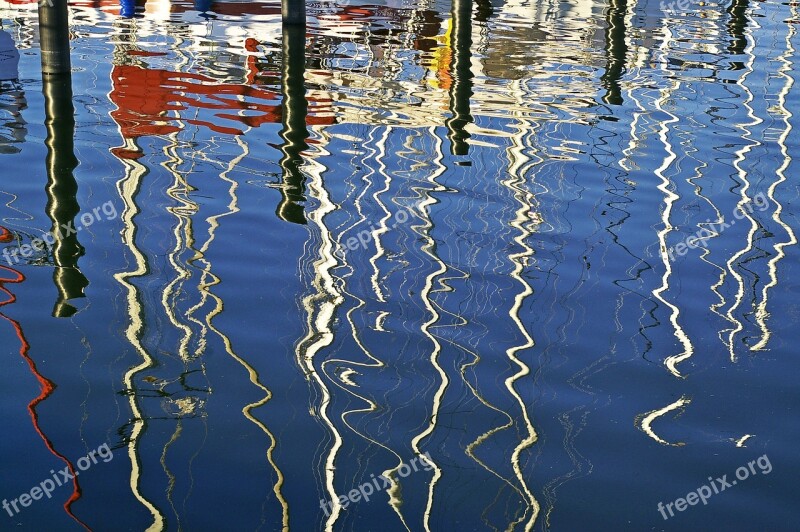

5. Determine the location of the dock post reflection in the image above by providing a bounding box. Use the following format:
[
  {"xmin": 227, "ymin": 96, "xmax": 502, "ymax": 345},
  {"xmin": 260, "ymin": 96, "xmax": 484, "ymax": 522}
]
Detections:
[
  {"xmin": 37, "ymin": 0, "xmax": 71, "ymax": 75},
  {"xmin": 474, "ymin": 0, "xmax": 492, "ymax": 23},
  {"xmin": 446, "ymin": 0, "xmax": 473, "ymax": 156},
  {"xmin": 727, "ymin": 0, "xmax": 749, "ymax": 61},
  {"xmin": 276, "ymin": 24, "xmax": 309, "ymax": 224},
  {"xmin": 43, "ymin": 73, "xmax": 88, "ymax": 317},
  {"xmin": 282, "ymin": 0, "xmax": 305, "ymax": 25},
  {"xmin": 601, "ymin": 0, "xmax": 627, "ymax": 105}
]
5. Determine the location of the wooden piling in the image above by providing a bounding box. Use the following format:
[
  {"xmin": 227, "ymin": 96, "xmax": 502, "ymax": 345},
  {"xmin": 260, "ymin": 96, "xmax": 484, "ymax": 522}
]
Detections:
[
  {"xmin": 282, "ymin": 0, "xmax": 306, "ymax": 26},
  {"xmin": 38, "ymin": 0, "xmax": 72, "ymax": 75}
]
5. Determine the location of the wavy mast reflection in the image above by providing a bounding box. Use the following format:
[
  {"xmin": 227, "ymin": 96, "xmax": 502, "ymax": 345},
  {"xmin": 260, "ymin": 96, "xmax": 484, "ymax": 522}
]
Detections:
[
  {"xmin": 291, "ymin": 128, "xmax": 343, "ymax": 531},
  {"xmin": 107, "ymin": 10, "xmax": 308, "ymax": 528},
  {"xmin": 198, "ymin": 136, "xmax": 290, "ymax": 530},
  {"xmin": 407, "ymin": 127, "xmax": 448, "ymax": 532},
  {"xmin": 498, "ymin": 79, "xmax": 540, "ymax": 530},
  {"xmin": 652, "ymin": 25, "xmax": 693, "ymax": 379},
  {"xmin": 638, "ymin": 15, "xmax": 695, "ymax": 445},
  {"xmin": 113, "ymin": 137, "xmax": 166, "ymax": 532},
  {"xmin": 110, "ymin": 16, "xmax": 166, "ymax": 532},
  {"xmin": 720, "ymin": 2, "xmax": 760, "ymax": 360},
  {"xmin": 751, "ymin": 6, "xmax": 797, "ymax": 351}
]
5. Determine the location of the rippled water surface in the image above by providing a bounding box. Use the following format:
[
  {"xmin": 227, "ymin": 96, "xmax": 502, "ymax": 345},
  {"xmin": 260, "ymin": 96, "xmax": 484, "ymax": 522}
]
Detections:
[{"xmin": 1, "ymin": 0, "xmax": 798, "ymax": 530}]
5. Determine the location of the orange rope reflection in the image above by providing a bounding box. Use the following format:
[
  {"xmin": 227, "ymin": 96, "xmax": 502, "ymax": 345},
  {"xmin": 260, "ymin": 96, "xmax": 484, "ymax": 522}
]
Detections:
[{"xmin": 0, "ymin": 261, "xmax": 90, "ymax": 530}]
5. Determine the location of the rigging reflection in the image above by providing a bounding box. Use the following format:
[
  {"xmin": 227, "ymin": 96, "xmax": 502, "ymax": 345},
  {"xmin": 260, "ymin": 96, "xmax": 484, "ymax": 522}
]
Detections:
[
  {"xmin": 108, "ymin": 12, "xmax": 296, "ymax": 528},
  {"xmin": 751, "ymin": 8, "xmax": 797, "ymax": 351}
]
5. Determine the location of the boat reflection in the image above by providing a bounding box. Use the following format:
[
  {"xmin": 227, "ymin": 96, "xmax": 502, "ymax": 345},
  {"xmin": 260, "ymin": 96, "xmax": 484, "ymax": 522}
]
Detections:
[{"xmin": 0, "ymin": 27, "xmax": 25, "ymax": 154}]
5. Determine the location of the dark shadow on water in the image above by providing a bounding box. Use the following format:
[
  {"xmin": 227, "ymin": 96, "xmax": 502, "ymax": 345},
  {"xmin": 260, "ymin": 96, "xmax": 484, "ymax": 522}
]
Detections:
[{"xmin": 43, "ymin": 73, "xmax": 88, "ymax": 317}]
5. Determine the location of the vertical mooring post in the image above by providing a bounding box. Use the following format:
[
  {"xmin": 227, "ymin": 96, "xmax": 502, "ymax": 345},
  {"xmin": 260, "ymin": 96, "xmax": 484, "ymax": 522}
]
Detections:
[
  {"xmin": 282, "ymin": 0, "xmax": 306, "ymax": 26},
  {"xmin": 446, "ymin": 0, "xmax": 473, "ymax": 156},
  {"xmin": 38, "ymin": 0, "xmax": 72, "ymax": 75}
]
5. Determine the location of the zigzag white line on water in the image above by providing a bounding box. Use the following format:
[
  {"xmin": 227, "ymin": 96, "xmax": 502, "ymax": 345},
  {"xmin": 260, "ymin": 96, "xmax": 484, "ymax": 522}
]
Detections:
[
  {"xmin": 721, "ymin": 5, "xmax": 761, "ymax": 361},
  {"xmin": 651, "ymin": 25, "xmax": 693, "ymax": 379},
  {"xmin": 292, "ymin": 129, "xmax": 345, "ymax": 532},
  {"xmin": 751, "ymin": 11, "xmax": 797, "ymax": 351},
  {"xmin": 500, "ymin": 77, "xmax": 540, "ymax": 531},
  {"xmin": 114, "ymin": 146, "xmax": 165, "ymax": 532},
  {"xmin": 637, "ymin": 396, "xmax": 692, "ymax": 446},
  {"xmin": 409, "ymin": 127, "xmax": 448, "ymax": 532}
]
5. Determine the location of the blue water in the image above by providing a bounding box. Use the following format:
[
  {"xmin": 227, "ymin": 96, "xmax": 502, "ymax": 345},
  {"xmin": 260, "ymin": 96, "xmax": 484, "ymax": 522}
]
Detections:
[{"xmin": 0, "ymin": 0, "xmax": 798, "ymax": 530}]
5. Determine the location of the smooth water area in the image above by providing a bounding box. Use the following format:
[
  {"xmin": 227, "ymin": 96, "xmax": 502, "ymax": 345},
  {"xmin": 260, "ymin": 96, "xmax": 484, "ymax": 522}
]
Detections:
[{"xmin": 0, "ymin": 0, "xmax": 798, "ymax": 530}]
